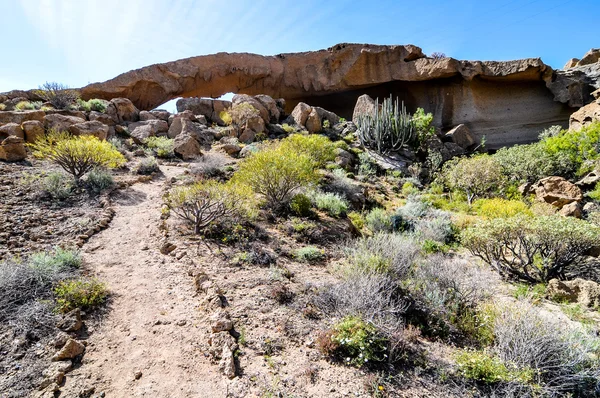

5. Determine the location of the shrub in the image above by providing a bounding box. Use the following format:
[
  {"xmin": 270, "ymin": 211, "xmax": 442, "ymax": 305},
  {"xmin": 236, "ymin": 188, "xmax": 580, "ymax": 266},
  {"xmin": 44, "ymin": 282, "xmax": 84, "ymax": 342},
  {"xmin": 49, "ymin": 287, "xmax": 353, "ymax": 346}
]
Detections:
[
  {"xmin": 344, "ymin": 233, "xmax": 420, "ymax": 277},
  {"xmin": 294, "ymin": 246, "xmax": 324, "ymax": 263},
  {"xmin": 289, "ymin": 193, "xmax": 312, "ymax": 216},
  {"xmin": 145, "ymin": 136, "xmax": 175, "ymax": 158},
  {"xmin": 493, "ymin": 143, "xmax": 570, "ymax": 183},
  {"xmin": 587, "ymin": 182, "xmax": 600, "ymax": 202},
  {"xmin": 41, "ymin": 171, "xmax": 74, "ymax": 200},
  {"xmin": 411, "ymin": 107, "xmax": 436, "ymax": 148},
  {"xmin": 190, "ymin": 152, "xmax": 230, "ymax": 177},
  {"xmin": 462, "ymin": 215, "xmax": 600, "ymax": 283},
  {"xmin": 168, "ymin": 180, "xmax": 254, "ymax": 234},
  {"xmin": 358, "ymin": 152, "xmax": 377, "ymax": 177},
  {"xmin": 15, "ymin": 100, "xmax": 41, "ymax": 111},
  {"xmin": 321, "ymin": 316, "xmax": 388, "ymax": 367},
  {"xmin": 279, "ymin": 134, "xmax": 336, "ymax": 168},
  {"xmin": 54, "ymin": 278, "xmax": 108, "ymax": 313},
  {"xmin": 396, "ymin": 197, "xmax": 455, "ymax": 243},
  {"xmin": 134, "ymin": 156, "xmax": 159, "ymax": 175},
  {"xmin": 541, "ymin": 122, "xmax": 600, "ymax": 176},
  {"xmin": 309, "ymin": 191, "xmax": 348, "ymax": 217},
  {"xmin": 35, "ymin": 82, "xmax": 79, "ymax": 110},
  {"xmin": 281, "ymin": 123, "xmax": 296, "ymax": 134},
  {"xmin": 30, "ymin": 247, "xmax": 81, "ymax": 271},
  {"xmin": 347, "ymin": 211, "xmax": 365, "ymax": 230},
  {"xmin": 492, "ymin": 301, "xmax": 600, "ymax": 395},
  {"xmin": 455, "ymin": 350, "xmax": 533, "ymax": 384},
  {"xmin": 472, "ymin": 198, "xmax": 532, "ymax": 219},
  {"xmin": 85, "ymin": 168, "xmax": 114, "ymax": 193},
  {"xmin": 365, "ymin": 208, "xmax": 393, "ymax": 233},
  {"xmin": 442, "ymin": 155, "xmax": 504, "ymax": 204},
  {"xmin": 401, "ymin": 181, "xmax": 419, "ymax": 196},
  {"xmin": 29, "ymin": 131, "xmax": 125, "ymax": 180},
  {"xmin": 430, "ymin": 52, "xmax": 447, "ymax": 59},
  {"xmin": 325, "ymin": 168, "xmax": 362, "ymax": 201},
  {"xmin": 232, "ymin": 142, "xmax": 318, "ymax": 207},
  {"xmin": 228, "ymin": 103, "xmax": 261, "ymax": 128},
  {"xmin": 0, "ymin": 103, "xmax": 5, "ymax": 110},
  {"xmin": 88, "ymin": 99, "xmax": 107, "ymax": 113}
]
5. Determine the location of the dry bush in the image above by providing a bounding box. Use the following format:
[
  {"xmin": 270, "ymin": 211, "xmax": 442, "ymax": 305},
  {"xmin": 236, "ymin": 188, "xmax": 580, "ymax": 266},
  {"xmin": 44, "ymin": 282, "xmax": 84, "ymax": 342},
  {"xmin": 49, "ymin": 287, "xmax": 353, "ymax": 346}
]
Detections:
[
  {"xmin": 190, "ymin": 152, "xmax": 232, "ymax": 178},
  {"xmin": 36, "ymin": 82, "xmax": 79, "ymax": 110},
  {"xmin": 269, "ymin": 283, "xmax": 294, "ymax": 304}
]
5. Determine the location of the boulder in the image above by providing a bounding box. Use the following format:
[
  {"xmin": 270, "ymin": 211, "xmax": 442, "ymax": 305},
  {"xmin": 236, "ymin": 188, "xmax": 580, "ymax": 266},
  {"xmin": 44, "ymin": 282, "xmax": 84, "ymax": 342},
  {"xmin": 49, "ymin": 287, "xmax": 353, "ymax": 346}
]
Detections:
[
  {"xmin": 0, "ymin": 136, "xmax": 27, "ymax": 162},
  {"xmin": 0, "ymin": 110, "xmax": 44, "ymax": 125},
  {"xmin": 210, "ymin": 311, "xmax": 233, "ymax": 333},
  {"xmin": 21, "ymin": 120, "xmax": 45, "ymax": 143},
  {"xmin": 69, "ymin": 121, "xmax": 110, "ymax": 140},
  {"xmin": 107, "ymin": 98, "xmax": 139, "ymax": 123},
  {"xmin": 176, "ymin": 98, "xmax": 231, "ymax": 125},
  {"xmin": 314, "ymin": 106, "xmax": 340, "ymax": 127},
  {"xmin": 559, "ymin": 201, "xmax": 582, "ymax": 218},
  {"xmin": 564, "ymin": 58, "xmax": 580, "ymax": 69},
  {"xmin": 352, "ymin": 94, "xmax": 377, "ymax": 121},
  {"xmin": 532, "ymin": 176, "xmax": 583, "ymax": 208},
  {"xmin": 44, "ymin": 109, "xmax": 87, "ymax": 120},
  {"xmin": 44, "ymin": 114, "xmax": 86, "ymax": 132},
  {"xmin": 0, "ymin": 123, "xmax": 24, "ymax": 140},
  {"xmin": 52, "ymin": 338, "xmax": 85, "ymax": 361},
  {"xmin": 139, "ymin": 110, "xmax": 158, "ymax": 121},
  {"xmin": 578, "ymin": 49, "xmax": 600, "ymax": 66},
  {"xmin": 569, "ymin": 99, "xmax": 600, "ymax": 131},
  {"xmin": 221, "ymin": 144, "xmax": 241, "ymax": 157},
  {"xmin": 89, "ymin": 110, "xmax": 116, "ymax": 126},
  {"xmin": 239, "ymin": 143, "xmax": 259, "ymax": 158},
  {"xmin": 173, "ymin": 134, "xmax": 201, "ymax": 160},
  {"xmin": 254, "ymin": 94, "xmax": 280, "ymax": 123},
  {"xmin": 291, "ymin": 102, "xmax": 311, "ymax": 127},
  {"xmin": 168, "ymin": 111, "xmax": 197, "ymax": 138},
  {"xmin": 445, "ymin": 124, "xmax": 475, "ymax": 149},
  {"xmin": 305, "ymin": 108, "xmax": 321, "ymax": 134},
  {"xmin": 232, "ymin": 94, "xmax": 269, "ymax": 124},
  {"xmin": 56, "ymin": 308, "xmax": 83, "ymax": 332},
  {"xmin": 547, "ymin": 278, "xmax": 600, "ymax": 308},
  {"xmin": 181, "ymin": 119, "xmax": 214, "ymax": 147},
  {"xmin": 150, "ymin": 109, "xmax": 171, "ymax": 121}
]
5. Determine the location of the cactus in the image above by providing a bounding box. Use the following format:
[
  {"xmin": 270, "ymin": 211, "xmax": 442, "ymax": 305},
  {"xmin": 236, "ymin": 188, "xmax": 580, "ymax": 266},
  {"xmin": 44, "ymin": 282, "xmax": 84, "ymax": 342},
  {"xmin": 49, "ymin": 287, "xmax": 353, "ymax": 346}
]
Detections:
[{"xmin": 356, "ymin": 95, "xmax": 415, "ymax": 155}]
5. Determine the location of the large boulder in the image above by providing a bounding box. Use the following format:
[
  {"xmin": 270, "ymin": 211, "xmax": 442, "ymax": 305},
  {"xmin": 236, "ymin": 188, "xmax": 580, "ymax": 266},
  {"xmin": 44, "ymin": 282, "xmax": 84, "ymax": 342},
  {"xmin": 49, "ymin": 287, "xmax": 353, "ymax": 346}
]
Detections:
[
  {"xmin": 173, "ymin": 134, "xmax": 202, "ymax": 160},
  {"xmin": 569, "ymin": 99, "xmax": 600, "ymax": 131},
  {"xmin": 176, "ymin": 98, "xmax": 231, "ymax": 125},
  {"xmin": 0, "ymin": 136, "xmax": 27, "ymax": 162},
  {"xmin": 44, "ymin": 114, "xmax": 86, "ymax": 132},
  {"xmin": 69, "ymin": 121, "xmax": 110, "ymax": 140},
  {"xmin": 352, "ymin": 94, "xmax": 377, "ymax": 121},
  {"xmin": 532, "ymin": 176, "xmax": 583, "ymax": 208},
  {"xmin": 232, "ymin": 94, "xmax": 270, "ymax": 124},
  {"xmin": 314, "ymin": 106, "xmax": 340, "ymax": 127},
  {"xmin": 444, "ymin": 124, "xmax": 475, "ymax": 149},
  {"xmin": 254, "ymin": 94, "xmax": 281, "ymax": 123},
  {"xmin": 0, "ymin": 123, "xmax": 24, "ymax": 140},
  {"xmin": 305, "ymin": 108, "xmax": 321, "ymax": 134},
  {"xmin": 0, "ymin": 110, "xmax": 44, "ymax": 125},
  {"xmin": 578, "ymin": 49, "xmax": 600, "ymax": 67},
  {"xmin": 180, "ymin": 119, "xmax": 214, "ymax": 147},
  {"xmin": 106, "ymin": 98, "xmax": 139, "ymax": 123},
  {"xmin": 547, "ymin": 278, "xmax": 600, "ymax": 308},
  {"xmin": 21, "ymin": 120, "xmax": 45, "ymax": 143},
  {"xmin": 168, "ymin": 111, "xmax": 197, "ymax": 138},
  {"xmin": 290, "ymin": 102, "xmax": 311, "ymax": 127}
]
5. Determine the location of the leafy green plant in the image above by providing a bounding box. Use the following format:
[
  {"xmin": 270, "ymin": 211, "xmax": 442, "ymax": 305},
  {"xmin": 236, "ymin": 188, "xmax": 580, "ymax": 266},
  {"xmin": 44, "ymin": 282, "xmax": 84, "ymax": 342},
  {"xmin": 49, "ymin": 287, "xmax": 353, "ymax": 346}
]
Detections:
[
  {"xmin": 279, "ymin": 134, "xmax": 336, "ymax": 168},
  {"xmin": 348, "ymin": 211, "xmax": 365, "ymax": 230},
  {"xmin": 456, "ymin": 350, "xmax": 534, "ymax": 384},
  {"xmin": 15, "ymin": 100, "xmax": 42, "ymax": 111},
  {"xmin": 145, "ymin": 136, "xmax": 175, "ymax": 158},
  {"xmin": 462, "ymin": 215, "xmax": 600, "ymax": 283},
  {"xmin": 294, "ymin": 246, "xmax": 324, "ymax": 263},
  {"xmin": 28, "ymin": 131, "xmax": 126, "ymax": 181},
  {"xmin": 587, "ymin": 182, "xmax": 600, "ymax": 201},
  {"xmin": 41, "ymin": 171, "xmax": 74, "ymax": 200},
  {"xmin": 85, "ymin": 168, "xmax": 114, "ymax": 193},
  {"xmin": 542, "ymin": 122, "xmax": 600, "ymax": 176},
  {"xmin": 309, "ymin": 191, "xmax": 348, "ymax": 217},
  {"xmin": 30, "ymin": 247, "xmax": 81, "ymax": 271},
  {"xmin": 320, "ymin": 316, "xmax": 388, "ymax": 367},
  {"xmin": 442, "ymin": 154, "xmax": 504, "ymax": 204},
  {"xmin": 472, "ymin": 198, "xmax": 532, "ymax": 219},
  {"xmin": 493, "ymin": 142, "xmax": 571, "ymax": 183},
  {"xmin": 289, "ymin": 193, "xmax": 312, "ymax": 216},
  {"xmin": 54, "ymin": 278, "xmax": 108, "ymax": 313},
  {"xmin": 365, "ymin": 208, "xmax": 392, "ymax": 233},
  {"xmin": 358, "ymin": 152, "xmax": 377, "ymax": 177}
]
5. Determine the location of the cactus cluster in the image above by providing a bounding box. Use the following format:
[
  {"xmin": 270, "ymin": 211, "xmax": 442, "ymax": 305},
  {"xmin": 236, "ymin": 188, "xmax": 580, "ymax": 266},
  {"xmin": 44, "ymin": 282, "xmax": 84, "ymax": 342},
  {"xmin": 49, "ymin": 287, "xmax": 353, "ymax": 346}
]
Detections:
[{"xmin": 356, "ymin": 95, "xmax": 415, "ymax": 155}]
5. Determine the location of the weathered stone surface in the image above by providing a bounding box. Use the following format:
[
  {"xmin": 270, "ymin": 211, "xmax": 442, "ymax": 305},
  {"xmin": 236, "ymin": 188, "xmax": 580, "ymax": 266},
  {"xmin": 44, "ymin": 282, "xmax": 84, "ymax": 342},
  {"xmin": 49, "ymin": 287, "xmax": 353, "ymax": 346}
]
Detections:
[
  {"xmin": 173, "ymin": 134, "xmax": 201, "ymax": 160},
  {"xmin": 106, "ymin": 98, "xmax": 139, "ymax": 123},
  {"xmin": 0, "ymin": 136, "xmax": 26, "ymax": 162},
  {"xmin": 167, "ymin": 111, "xmax": 197, "ymax": 138},
  {"xmin": 445, "ymin": 124, "xmax": 475, "ymax": 149},
  {"xmin": 21, "ymin": 120, "xmax": 45, "ymax": 143},
  {"xmin": 232, "ymin": 94, "xmax": 270, "ymax": 124},
  {"xmin": 0, "ymin": 110, "xmax": 44, "ymax": 125},
  {"xmin": 576, "ymin": 171, "xmax": 600, "ymax": 187},
  {"xmin": 52, "ymin": 338, "xmax": 85, "ymax": 361},
  {"xmin": 290, "ymin": 102, "xmax": 311, "ymax": 127},
  {"xmin": 44, "ymin": 109, "xmax": 87, "ymax": 120},
  {"xmin": 0, "ymin": 123, "xmax": 24, "ymax": 140},
  {"xmin": 532, "ymin": 176, "xmax": 583, "ymax": 208},
  {"xmin": 255, "ymin": 94, "xmax": 281, "ymax": 123},
  {"xmin": 210, "ymin": 311, "xmax": 233, "ymax": 333},
  {"xmin": 176, "ymin": 98, "xmax": 231, "ymax": 125},
  {"xmin": 89, "ymin": 111, "xmax": 116, "ymax": 125},
  {"xmin": 69, "ymin": 121, "xmax": 110, "ymax": 140},
  {"xmin": 56, "ymin": 308, "xmax": 83, "ymax": 332},
  {"xmin": 569, "ymin": 99, "xmax": 600, "ymax": 131},
  {"xmin": 564, "ymin": 58, "xmax": 580, "ymax": 69},
  {"xmin": 44, "ymin": 114, "xmax": 86, "ymax": 132},
  {"xmin": 139, "ymin": 110, "xmax": 158, "ymax": 121},
  {"xmin": 181, "ymin": 119, "xmax": 214, "ymax": 147},
  {"xmin": 547, "ymin": 278, "xmax": 600, "ymax": 307},
  {"xmin": 578, "ymin": 49, "xmax": 600, "ymax": 67},
  {"xmin": 305, "ymin": 108, "xmax": 321, "ymax": 134},
  {"xmin": 352, "ymin": 94, "xmax": 377, "ymax": 121},
  {"xmin": 150, "ymin": 109, "xmax": 171, "ymax": 121},
  {"xmin": 559, "ymin": 201, "xmax": 582, "ymax": 218}
]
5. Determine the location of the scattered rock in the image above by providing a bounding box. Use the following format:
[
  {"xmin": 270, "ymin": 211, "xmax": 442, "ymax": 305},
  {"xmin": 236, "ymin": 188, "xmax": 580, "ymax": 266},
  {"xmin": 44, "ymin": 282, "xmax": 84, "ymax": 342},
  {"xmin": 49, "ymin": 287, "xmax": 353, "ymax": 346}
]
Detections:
[
  {"xmin": 559, "ymin": 201, "xmax": 582, "ymax": 218},
  {"xmin": 69, "ymin": 121, "xmax": 110, "ymax": 140},
  {"xmin": 0, "ymin": 123, "xmax": 25, "ymax": 140},
  {"xmin": 210, "ymin": 311, "xmax": 233, "ymax": 333},
  {"xmin": 173, "ymin": 133, "xmax": 202, "ymax": 160},
  {"xmin": 576, "ymin": 170, "xmax": 600, "ymax": 187},
  {"xmin": 532, "ymin": 176, "xmax": 583, "ymax": 208},
  {"xmin": 57, "ymin": 308, "xmax": 83, "ymax": 332},
  {"xmin": 547, "ymin": 278, "xmax": 600, "ymax": 308},
  {"xmin": 134, "ymin": 370, "xmax": 143, "ymax": 380},
  {"xmin": 21, "ymin": 120, "xmax": 45, "ymax": 143},
  {"xmin": 352, "ymin": 94, "xmax": 376, "ymax": 122},
  {"xmin": 52, "ymin": 338, "xmax": 85, "ymax": 361},
  {"xmin": 107, "ymin": 98, "xmax": 139, "ymax": 123},
  {"xmin": 291, "ymin": 102, "xmax": 312, "ymax": 127},
  {"xmin": 305, "ymin": 108, "xmax": 321, "ymax": 134},
  {"xmin": 160, "ymin": 241, "xmax": 177, "ymax": 255},
  {"xmin": 445, "ymin": 124, "xmax": 475, "ymax": 149},
  {"xmin": 0, "ymin": 136, "xmax": 27, "ymax": 162}
]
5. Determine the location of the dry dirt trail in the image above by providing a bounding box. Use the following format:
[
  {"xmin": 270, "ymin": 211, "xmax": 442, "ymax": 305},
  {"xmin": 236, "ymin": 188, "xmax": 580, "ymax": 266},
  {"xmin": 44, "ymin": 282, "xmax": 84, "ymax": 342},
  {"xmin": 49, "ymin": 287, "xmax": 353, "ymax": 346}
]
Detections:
[{"xmin": 61, "ymin": 166, "xmax": 226, "ymax": 397}]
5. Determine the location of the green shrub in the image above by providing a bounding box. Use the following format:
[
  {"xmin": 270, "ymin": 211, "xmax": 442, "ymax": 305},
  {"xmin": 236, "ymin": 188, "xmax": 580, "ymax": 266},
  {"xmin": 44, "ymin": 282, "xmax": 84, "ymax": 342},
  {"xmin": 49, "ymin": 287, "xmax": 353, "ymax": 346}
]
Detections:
[
  {"xmin": 358, "ymin": 152, "xmax": 377, "ymax": 177},
  {"xmin": 348, "ymin": 211, "xmax": 365, "ymax": 230},
  {"xmin": 85, "ymin": 168, "xmax": 114, "ymax": 193},
  {"xmin": 513, "ymin": 283, "xmax": 547, "ymax": 301},
  {"xmin": 279, "ymin": 134, "xmax": 336, "ymax": 168},
  {"xmin": 321, "ymin": 316, "xmax": 388, "ymax": 367},
  {"xmin": 456, "ymin": 350, "xmax": 534, "ymax": 384},
  {"xmin": 309, "ymin": 191, "xmax": 348, "ymax": 217},
  {"xmin": 401, "ymin": 181, "xmax": 419, "ymax": 196},
  {"xmin": 232, "ymin": 142, "xmax": 319, "ymax": 207},
  {"xmin": 294, "ymin": 246, "xmax": 324, "ymax": 263},
  {"xmin": 145, "ymin": 136, "xmax": 175, "ymax": 158},
  {"xmin": 365, "ymin": 208, "xmax": 392, "ymax": 233},
  {"xmin": 15, "ymin": 100, "xmax": 41, "ymax": 111},
  {"xmin": 30, "ymin": 247, "xmax": 81, "ymax": 271},
  {"xmin": 542, "ymin": 122, "xmax": 600, "ymax": 176},
  {"xmin": 422, "ymin": 239, "xmax": 449, "ymax": 254},
  {"xmin": 281, "ymin": 123, "xmax": 296, "ymax": 134},
  {"xmin": 472, "ymin": 198, "xmax": 532, "ymax": 219},
  {"xmin": 134, "ymin": 156, "xmax": 159, "ymax": 175},
  {"xmin": 442, "ymin": 154, "xmax": 504, "ymax": 204},
  {"xmin": 35, "ymin": 82, "xmax": 79, "ymax": 110},
  {"xmin": 462, "ymin": 215, "xmax": 600, "ymax": 283},
  {"xmin": 289, "ymin": 193, "xmax": 312, "ymax": 216},
  {"xmin": 493, "ymin": 143, "xmax": 570, "ymax": 183},
  {"xmin": 168, "ymin": 180, "xmax": 255, "ymax": 234},
  {"xmin": 29, "ymin": 131, "xmax": 126, "ymax": 180},
  {"xmin": 88, "ymin": 99, "xmax": 107, "ymax": 113},
  {"xmin": 587, "ymin": 182, "xmax": 600, "ymax": 201},
  {"xmin": 0, "ymin": 104, "xmax": 5, "ymax": 111},
  {"xmin": 41, "ymin": 171, "xmax": 74, "ymax": 200},
  {"xmin": 76, "ymin": 98, "xmax": 91, "ymax": 112},
  {"xmin": 54, "ymin": 278, "xmax": 108, "ymax": 313}
]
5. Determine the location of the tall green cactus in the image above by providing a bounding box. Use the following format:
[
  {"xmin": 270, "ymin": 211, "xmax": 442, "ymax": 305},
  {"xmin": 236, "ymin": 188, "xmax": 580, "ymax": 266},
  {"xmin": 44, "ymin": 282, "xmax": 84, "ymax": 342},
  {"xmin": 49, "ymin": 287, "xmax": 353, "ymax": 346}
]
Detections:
[{"xmin": 356, "ymin": 95, "xmax": 416, "ymax": 155}]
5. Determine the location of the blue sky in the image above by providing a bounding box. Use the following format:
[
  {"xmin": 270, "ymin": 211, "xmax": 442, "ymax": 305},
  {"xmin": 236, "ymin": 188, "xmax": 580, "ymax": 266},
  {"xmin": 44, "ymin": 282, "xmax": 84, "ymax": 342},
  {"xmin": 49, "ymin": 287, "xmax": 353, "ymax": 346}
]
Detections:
[{"xmin": 1, "ymin": 0, "xmax": 598, "ymax": 110}]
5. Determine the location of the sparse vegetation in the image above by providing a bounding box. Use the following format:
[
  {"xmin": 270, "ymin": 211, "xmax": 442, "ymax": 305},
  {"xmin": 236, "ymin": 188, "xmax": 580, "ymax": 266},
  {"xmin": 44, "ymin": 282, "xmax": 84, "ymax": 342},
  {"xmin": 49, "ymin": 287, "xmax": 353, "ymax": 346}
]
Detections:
[
  {"xmin": 54, "ymin": 278, "xmax": 108, "ymax": 313},
  {"xmin": 309, "ymin": 191, "xmax": 348, "ymax": 217},
  {"xmin": 35, "ymin": 82, "xmax": 79, "ymax": 110},
  {"xmin": 85, "ymin": 168, "xmax": 114, "ymax": 193},
  {"xmin": 442, "ymin": 154, "xmax": 504, "ymax": 204},
  {"xmin": 41, "ymin": 171, "xmax": 74, "ymax": 200},
  {"xmin": 294, "ymin": 246, "xmax": 324, "ymax": 263},
  {"xmin": 145, "ymin": 136, "xmax": 175, "ymax": 158},
  {"xmin": 134, "ymin": 156, "xmax": 159, "ymax": 175}
]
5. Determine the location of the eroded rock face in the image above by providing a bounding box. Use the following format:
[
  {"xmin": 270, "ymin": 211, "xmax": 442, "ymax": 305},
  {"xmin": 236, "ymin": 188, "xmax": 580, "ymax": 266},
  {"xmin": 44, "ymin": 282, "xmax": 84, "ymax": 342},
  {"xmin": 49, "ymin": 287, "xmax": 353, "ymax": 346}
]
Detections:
[
  {"xmin": 569, "ymin": 98, "xmax": 600, "ymax": 131},
  {"xmin": 532, "ymin": 176, "xmax": 583, "ymax": 208}
]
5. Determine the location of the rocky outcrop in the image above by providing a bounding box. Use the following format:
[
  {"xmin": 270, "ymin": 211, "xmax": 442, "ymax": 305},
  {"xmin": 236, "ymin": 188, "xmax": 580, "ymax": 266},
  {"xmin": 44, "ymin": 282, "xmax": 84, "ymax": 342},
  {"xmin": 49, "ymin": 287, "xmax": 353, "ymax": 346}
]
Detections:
[
  {"xmin": 569, "ymin": 98, "xmax": 600, "ymax": 131},
  {"xmin": 74, "ymin": 43, "xmax": 600, "ymax": 149},
  {"xmin": 0, "ymin": 136, "xmax": 26, "ymax": 162},
  {"xmin": 547, "ymin": 278, "xmax": 600, "ymax": 307},
  {"xmin": 532, "ymin": 176, "xmax": 583, "ymax": 209}
]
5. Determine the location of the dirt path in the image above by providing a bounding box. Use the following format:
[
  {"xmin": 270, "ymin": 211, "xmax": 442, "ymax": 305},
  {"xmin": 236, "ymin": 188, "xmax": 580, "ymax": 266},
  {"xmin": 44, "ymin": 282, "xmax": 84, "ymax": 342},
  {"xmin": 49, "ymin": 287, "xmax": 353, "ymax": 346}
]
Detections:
[{"xmin": 61, "ymin": 166, "xmax": 225, "ymax": 397}]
